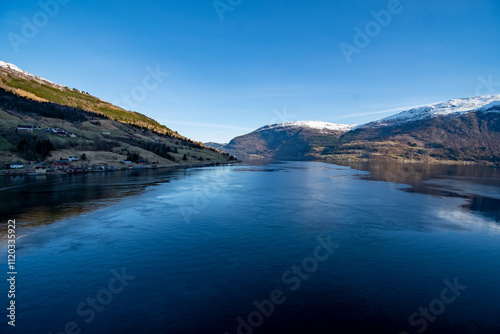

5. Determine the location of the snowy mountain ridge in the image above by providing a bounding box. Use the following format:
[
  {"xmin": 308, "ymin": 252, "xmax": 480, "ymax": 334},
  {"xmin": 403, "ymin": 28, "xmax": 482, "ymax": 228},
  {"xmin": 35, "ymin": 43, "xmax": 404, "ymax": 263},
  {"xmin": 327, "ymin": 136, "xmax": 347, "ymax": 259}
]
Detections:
[
  {"xmin": 0, "ymin": 60, "xmax": 65, "ymax": 89},
  {"xmin": 253, "ymin": 96, "xmax": 500, "ymax": 134},
  {"xmin": 362, "ymin": 95, "xmax": 500, "ymax": 128},
  {"xmin": 256, "ymin": 121, "xmax": 357, "ymax": 133}
]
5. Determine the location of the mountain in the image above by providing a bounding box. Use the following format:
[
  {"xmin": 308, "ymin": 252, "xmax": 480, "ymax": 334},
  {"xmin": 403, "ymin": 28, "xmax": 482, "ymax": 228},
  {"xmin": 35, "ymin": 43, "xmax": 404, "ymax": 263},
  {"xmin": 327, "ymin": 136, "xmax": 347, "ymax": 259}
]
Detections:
[
  {"xmin": 218, "ymin": 96, "xmax": 500, "ymax": 163},
  {"xmin": 0, "ymin": 61, "xmax": 236, "ymax": 168},
  {"xmin": 204, "ymin": 142, "xmax": 227, "ymax": 150},
  {"xmin": 336, "ymin": 95, "xmax": 500, "ymax": 162},
  {"xmin": 0, "ymin": 60, "xmax": 180, "ymax": 137},
  {"xmin": 217, "ymin": 121, "xmax": 357, "ymax": 160},
  {"xmin": 360, "ymin": 95, "xmax": 500, "ymax": 128}
]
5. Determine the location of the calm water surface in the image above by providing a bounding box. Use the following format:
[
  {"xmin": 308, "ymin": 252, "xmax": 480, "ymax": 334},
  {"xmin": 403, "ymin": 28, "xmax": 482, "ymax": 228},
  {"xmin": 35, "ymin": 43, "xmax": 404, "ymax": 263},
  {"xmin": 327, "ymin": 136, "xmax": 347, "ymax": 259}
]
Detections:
[{"xmin": 1, "ymin": 161, "xmax": 499, "ymax": 334}]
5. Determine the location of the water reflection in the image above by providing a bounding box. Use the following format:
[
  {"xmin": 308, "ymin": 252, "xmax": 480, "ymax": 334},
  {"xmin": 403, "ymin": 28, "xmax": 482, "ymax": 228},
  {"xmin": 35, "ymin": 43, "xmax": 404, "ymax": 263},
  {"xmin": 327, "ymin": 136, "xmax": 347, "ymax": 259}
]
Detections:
[
  {"xmin": 0, "ymin": 168, "xmax": 188, "ymax": 231},
  {"xmin": 334, "ymin": 161, "xmax": 500, "ymax": 222}
]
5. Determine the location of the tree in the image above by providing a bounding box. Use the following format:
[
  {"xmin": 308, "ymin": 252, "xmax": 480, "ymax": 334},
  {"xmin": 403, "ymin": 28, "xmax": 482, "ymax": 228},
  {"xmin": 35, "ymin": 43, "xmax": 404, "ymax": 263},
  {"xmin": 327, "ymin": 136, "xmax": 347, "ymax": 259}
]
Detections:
[
  {"xmin": 81, "ymin": 153, "xmax": 87, "ymax": 161},
  {"xmin": 182, "ymin": 154, "xmax": 188, "ymax": 161},
  {"xmin": 127, "ymin": 152, "xmax": 140, "ymax": 162}
]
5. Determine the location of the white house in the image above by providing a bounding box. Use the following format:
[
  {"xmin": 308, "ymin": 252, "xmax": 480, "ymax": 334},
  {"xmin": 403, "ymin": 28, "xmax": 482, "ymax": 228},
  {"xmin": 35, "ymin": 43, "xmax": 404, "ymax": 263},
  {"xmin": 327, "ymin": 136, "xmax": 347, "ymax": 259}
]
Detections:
[
  {"xmin": 35, "ymin": 166, "xmax": 47, "ymax": 174},
  {"xmin": 68, "ymin": 156, "xmax": 79, "ymax": 161}
]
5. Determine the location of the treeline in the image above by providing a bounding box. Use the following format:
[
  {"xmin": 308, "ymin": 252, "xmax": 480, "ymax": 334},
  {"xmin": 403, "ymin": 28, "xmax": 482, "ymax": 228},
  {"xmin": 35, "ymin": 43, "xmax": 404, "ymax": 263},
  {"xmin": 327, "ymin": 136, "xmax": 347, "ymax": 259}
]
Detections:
[
  {"xmin": 0, "ymin": 88, "xmax": 89, "ymax": 122},
  {"xmin": 0, "ymin": 86, "xmax": 238, "ymax": 162},
  {"xmin": 13, "ymin": 136, "xmax": 54, "ymax": 161},
  {"xmin": 1, "ymin": 76, "xmax": 179, "ymax": 137},
  {"xmin": 125, "ymin": 138, "xmax": 178, "ymax": 162}
]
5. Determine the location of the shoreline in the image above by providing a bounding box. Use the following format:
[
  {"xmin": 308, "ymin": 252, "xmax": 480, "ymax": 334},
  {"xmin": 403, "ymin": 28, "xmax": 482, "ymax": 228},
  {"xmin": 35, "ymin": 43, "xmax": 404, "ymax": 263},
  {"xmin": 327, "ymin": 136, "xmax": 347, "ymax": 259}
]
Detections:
[{"xmin": 0, "ymin": 160, "xmax": 242, "ymax": 177}]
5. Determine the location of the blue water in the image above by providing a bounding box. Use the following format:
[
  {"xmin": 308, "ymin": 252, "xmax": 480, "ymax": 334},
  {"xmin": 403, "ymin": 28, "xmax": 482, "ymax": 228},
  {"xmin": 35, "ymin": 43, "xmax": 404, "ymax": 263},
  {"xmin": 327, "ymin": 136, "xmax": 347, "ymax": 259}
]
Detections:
[{"xmin": 1, "ymin": 162, "xmax": 500, "ymax": 334}]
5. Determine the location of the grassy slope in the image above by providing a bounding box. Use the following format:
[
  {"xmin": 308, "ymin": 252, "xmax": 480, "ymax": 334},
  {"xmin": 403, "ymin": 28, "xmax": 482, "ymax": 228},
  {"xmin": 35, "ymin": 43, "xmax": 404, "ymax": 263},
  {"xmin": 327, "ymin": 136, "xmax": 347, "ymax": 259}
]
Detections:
[
  {"xmin": 0, "ymin": 88, "xmax": 235, "ymax": 167},
  {"xmin": 0, "ymin": 74, "xmax": 181, "ymax": 137}
]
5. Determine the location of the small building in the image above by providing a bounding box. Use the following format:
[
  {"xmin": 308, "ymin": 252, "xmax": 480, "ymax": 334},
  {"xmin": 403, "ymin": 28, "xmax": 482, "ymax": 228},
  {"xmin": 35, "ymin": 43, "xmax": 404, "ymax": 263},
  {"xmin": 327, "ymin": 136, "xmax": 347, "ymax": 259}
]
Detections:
[
  {"xmin": 122, "ymin": 160, "xmax": 132, "ymax": 164},
  {"xmin": 137, "ymin": 159, "xmax": 146, "ymax": 164},
  {"xmin": 35, "ymin": 166, "xmax": 47, "ymax": 174},
  {"xmin": 69, "ymin": 133, "xmax": 77, "ymax": 138},
  {"xmin": 17, "ymin": 125, "xmax": 33, "ymax": 131},
  {"xmin": 10, "ymin": 162, "xmax": 24, "ymax": 169},
  {"xmin": 102, "ymin": 132, "xmax": 111, "ymax": 135},
  {"xmin": 68, "ymin": 156, "xmax": 79, "ymax": 161},
  {"xmin": 54, "ymin": 160, "xmax": 70, "ymax": 167}
]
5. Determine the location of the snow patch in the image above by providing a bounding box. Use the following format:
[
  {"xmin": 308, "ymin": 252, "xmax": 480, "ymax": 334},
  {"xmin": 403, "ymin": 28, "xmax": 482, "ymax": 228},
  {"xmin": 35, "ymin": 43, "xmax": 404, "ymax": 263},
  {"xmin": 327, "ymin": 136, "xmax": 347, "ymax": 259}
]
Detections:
[
  {"xmin": 257, "ymin": 121, "xmax": 357, "ymax": 133},
  {"xmin": 363, "ymin": 95, "xmax": 500, "ymax": 128},
  {"xmin": 0, "ymin": 60, "xmax": 65, "ymax": 89}
]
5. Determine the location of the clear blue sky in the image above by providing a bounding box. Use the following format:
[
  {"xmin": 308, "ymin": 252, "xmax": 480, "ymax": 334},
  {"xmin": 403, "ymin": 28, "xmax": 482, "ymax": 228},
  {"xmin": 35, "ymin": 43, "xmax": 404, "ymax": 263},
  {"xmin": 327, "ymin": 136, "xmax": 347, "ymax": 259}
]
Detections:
[{"xmin": 1, "ymin": 0, "xmax": 500, "ymax": 143}]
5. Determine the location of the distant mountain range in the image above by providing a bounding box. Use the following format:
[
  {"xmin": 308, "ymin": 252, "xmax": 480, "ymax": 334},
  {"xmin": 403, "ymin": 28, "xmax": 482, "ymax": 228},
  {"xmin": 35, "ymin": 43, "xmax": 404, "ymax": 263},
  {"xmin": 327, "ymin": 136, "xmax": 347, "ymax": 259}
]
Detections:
[
  {"xmin": 0, "ymin": 61, "xmax": 236, "ymax": 168},
  {"xmin": 2, "ymin": 60, "xmax": 498, "ymax": 165},
  {"xmin": 207, "ymin": 96, "xmax": 500, "ymax": 163}
]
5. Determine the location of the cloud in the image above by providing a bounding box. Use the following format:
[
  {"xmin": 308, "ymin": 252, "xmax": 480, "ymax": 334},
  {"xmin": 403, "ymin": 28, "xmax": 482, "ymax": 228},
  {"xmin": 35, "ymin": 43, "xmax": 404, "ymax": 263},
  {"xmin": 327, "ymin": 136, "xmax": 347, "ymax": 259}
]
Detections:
[{"xmin": 331, "ymin": 102, "xmax": 442, "ymax": 121}]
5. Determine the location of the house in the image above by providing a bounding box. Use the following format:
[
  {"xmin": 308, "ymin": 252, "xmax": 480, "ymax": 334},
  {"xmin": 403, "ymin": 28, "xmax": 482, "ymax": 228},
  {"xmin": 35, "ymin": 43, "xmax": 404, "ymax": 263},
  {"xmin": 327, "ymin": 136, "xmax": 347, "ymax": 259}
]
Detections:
[
  {"xmin": 137, "ymin": 159, "xmax": 146, "ymax": 164},
  {"xmin": 102, "ymin": 132, "xmax": 111, "ymax": 135},
  {"xmin": 68, "ymin": 156, "xmax": 79, "ymax": 162},
  {"xmin": 35, "ymin": 166, "xmax": 47, "ymax": 174},
  {"xmin": 43, "ymin": 128, "xmax": 56, "ymax": 133},
  {"xmin": 10, "ymin": 162, "xmax": 24, "ymax": 169},
  {"xmin": 55, "ymin": 128, "xmax": 67, "ymax": 136},
  {"xmin": 69, "ymin": 133, "xmax": 77, "ymax": 138},
  {"xmin": 17, "ymin": 125, "xmax": 33, "ymax": 131},
  {"xmin": 54, "ymin": 160, "xmax": 70, "ymax": 167},
  {"xmin": 122, "ymin": 160, "xmax": 132, "ymax": 164}
]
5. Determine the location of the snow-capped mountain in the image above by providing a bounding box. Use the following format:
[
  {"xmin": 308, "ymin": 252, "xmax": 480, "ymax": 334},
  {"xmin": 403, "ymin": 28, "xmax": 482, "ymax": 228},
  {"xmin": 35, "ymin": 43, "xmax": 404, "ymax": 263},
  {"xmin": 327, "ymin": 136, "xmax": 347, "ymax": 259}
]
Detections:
[
  {"xmin": 215, "ymin": 95, "xmax": 500, "ymax": 162},
  {"xmin": 362, "ymin": 95, "xmax": 500, "ymax": 128},
  {"xmin": 257, "ymin": 121, "xmax": 357, "ymax": 133},
  {"xmin": 0, "ymin": 60, "xmax": 65, "ymax": 89},
  {"xmin": 215, "ymin": 120, "xmax": 356, "ymax": 160}
]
